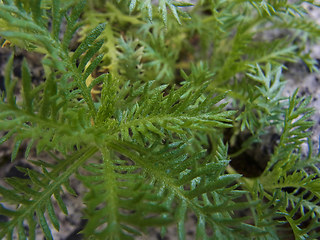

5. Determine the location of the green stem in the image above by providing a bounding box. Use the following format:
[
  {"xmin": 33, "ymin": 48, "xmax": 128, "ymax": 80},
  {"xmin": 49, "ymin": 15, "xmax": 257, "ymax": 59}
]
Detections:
[{"xmin": 100, "ymin": 146, "xmax": 121, "ymax": 236}]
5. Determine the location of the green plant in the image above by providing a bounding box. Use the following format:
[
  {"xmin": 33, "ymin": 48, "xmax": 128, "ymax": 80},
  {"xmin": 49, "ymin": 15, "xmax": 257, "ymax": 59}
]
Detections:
[{"xmin": 0, "ymin": 0, "xmax": 320, "ymax": 239}]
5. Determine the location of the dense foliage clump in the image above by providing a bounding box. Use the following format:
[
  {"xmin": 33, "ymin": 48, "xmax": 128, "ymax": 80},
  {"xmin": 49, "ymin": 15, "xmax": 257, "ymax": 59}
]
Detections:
[{"xmin": 0, "ymin": 0, "xmax": 320, "ymax": 239}]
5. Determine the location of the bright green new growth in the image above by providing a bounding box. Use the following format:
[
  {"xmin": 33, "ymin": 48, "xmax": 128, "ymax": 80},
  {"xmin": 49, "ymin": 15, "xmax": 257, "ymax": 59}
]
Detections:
[{"xmin": 0, "ymin": 0, "xmax": 320, "ymax": 239}]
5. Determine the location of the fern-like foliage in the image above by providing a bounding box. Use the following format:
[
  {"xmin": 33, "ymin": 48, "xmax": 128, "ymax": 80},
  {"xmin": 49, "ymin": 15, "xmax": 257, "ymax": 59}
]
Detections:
[
  {"xmin": 0, "ymin": 147, "xmax": 97, "ymax": 240},
  {"xmin": 249, "ymin": 90, "xmax": 320, "ymax": 239},
  {"xmin": 0, "ymin": 0, "xmax": 319, "ymax": 239},
  {"xmin": 235, "ymin": 64, "xmax": 285, "ymax": 134},
  {"xmin": 99, "ymin": 139, "xmax": 264, "ymax": 239},
  {"xmin": 0, "ymin": 0, "xmax": 103, "ymax": 238},
  {"xmin": 0, "ymin": 0, "xmax": 107, "ymax": 152},
  {"xmin": 88, "ymin": 0, "xmax": 193, "ymax": 24}
]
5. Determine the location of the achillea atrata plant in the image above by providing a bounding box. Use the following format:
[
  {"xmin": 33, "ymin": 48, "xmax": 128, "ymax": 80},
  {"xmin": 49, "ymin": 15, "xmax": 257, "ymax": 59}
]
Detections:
[{"xmin": 0, "ymin": 0, "xmax": 320, "ymax": 239}]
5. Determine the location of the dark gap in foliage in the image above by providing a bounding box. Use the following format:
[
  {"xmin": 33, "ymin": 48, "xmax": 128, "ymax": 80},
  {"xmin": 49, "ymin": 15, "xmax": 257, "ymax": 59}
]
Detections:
[
  {"xmin": 0, "ymin": 215, "xmax": 8, "ymax": 223},
  {"xmin": 202, "ymin": 8, "xmax": 213, "ymax": 16},
  {"xmin": 273, "ymin": 199, "xmax": 297, "ymax": 238},
  {"xmin": 128, "ymin": 128, "xmax": 133, "ymax": 137},
  {"xmin": 233, "ymin": 193, "xmax": 255, "ymax": 222},
  {"xmin": 12, "ymin": 52, "xmax": 23, "ymax": 78},
  {"xmin": 274, "ymin": 189, "xmax": 320, "ymax": 239},
  {"xmin": 25, "ymin": 53, "xmax": 45, "ymax": 84},
  {"xmin": 282, "ymin": 187, "xmax": 295, "ymax": 194},
  {"xmin": 118, "ymin": 153, "xmax": 133, "ymax": 162},
  {"xmin": 187, "ymin": 229, "xmax": 194, "ymax": 236},
  {"xmin": 0, "ymin": 75, "xmax": 4, "ymax": 92},
  {"xmin": 309, "ymin": 194, "xmax": 320, "ymax": 203},
  {"xmin": 2, "ymin": 49, "xmax": 45, "ymax": 87},
  {"xmin": 75, "ymin": 58, "xmax": 80, "ymax": 68},
  {"xmin": 224, "ymin": 129, "xmax": 278, "ymax": 178},
  {"xmin": 5, "ymin": 162, "xmax": 33, "ymax": 179},
  {"xmin": 65, "ymin": 219, "xmax": 87, "ymax": 240},
  {"xmin": 174, "ymin": 68, "xmax": 188, "ymax": 87},
  {"xmin": 0, "ymin": 154, "xmax": 11, "ymax": 169},
  {"xmin": 315, "ymin": 59, "xmax": 320, "ymax": 69},
  {"xmin": 156, "ymin": 232, "xmax": 169, "ymax": 240},
  {"xmin": 0, "ymin": 47, "xmax": 11, "ymax": 68}
]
